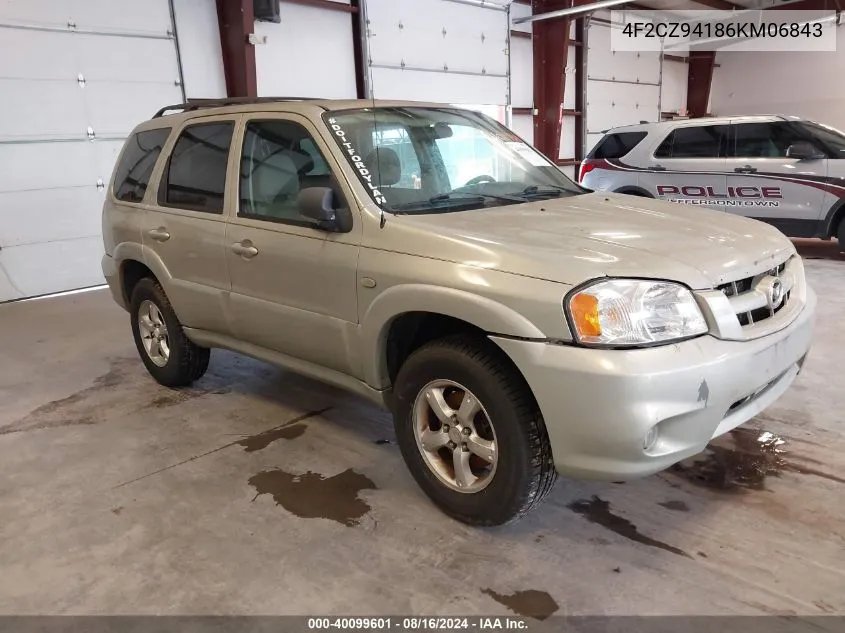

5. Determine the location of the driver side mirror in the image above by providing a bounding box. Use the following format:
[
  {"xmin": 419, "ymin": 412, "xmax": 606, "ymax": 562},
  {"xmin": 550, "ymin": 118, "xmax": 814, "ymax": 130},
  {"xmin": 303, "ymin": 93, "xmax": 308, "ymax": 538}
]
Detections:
[
  {"xmin": 297, "ymin": 187, "xmax": 353, "ymax": 233},
  {"xmin": 785, "ymin": 141, "xmax": 824, "ymax": 160}
]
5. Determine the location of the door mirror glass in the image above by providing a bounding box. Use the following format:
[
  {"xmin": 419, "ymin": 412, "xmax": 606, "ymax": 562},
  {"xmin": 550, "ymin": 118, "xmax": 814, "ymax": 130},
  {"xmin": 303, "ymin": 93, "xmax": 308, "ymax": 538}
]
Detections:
[
  {"xmin": 785, "ymin": 141, "xmax": 824, "ymax": 160},
  {"xmin": 297, "ymin": 187, "xmax": 351, "ymax": 232},
  {"xmin": 433, "ymin": 122, "xmax": 453, "ymax": 139}
]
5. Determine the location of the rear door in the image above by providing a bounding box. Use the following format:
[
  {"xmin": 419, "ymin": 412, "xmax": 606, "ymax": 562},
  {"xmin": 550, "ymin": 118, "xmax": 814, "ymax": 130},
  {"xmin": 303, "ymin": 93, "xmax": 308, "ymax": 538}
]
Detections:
[
  {"xmin": 145, "ymin": 116, "xmax": 237, "ymax": 335},
  {"xmin": 638, "ymin": 124, "xmax": 729, "ymax": 211},
  {"xmin": 104, "ymin": 126, "xmax": 172, "ymax": 261},
  {"xmin": 724, "ymin": 121, "xmax": 827, "ymax": 235}
]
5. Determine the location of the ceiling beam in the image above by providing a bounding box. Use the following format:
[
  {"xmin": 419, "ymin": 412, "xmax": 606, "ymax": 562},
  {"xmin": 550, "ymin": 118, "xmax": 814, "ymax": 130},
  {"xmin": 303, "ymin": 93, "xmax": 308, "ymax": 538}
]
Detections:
[
  {"xmin": 532, "ymin": 0, "xmax": 572, "ymax": 160},
  {"xmin": 281, "ymin": 0, "xmax": 358, "ymax": 12},
  {"xmin": 350, "ymin": 0, "xmax": 366, "ymax": 98},
  {"xmin": 764, "ymin": 0, "xmax": 842, "ymax": 9},
  {"xmin": 516, "ymin": 0, "xmax": 629, "ymax": 23},
  {"xmin": 215, "ymin": 0, "xmax": 257, "ymax": 98},
  {"xmin": 687, "ymin": 51, "xmax": 715, "ymax": 118},
  {"xmin": 686, "ymin": 0, "xmax": 741, "ymax": 10}
]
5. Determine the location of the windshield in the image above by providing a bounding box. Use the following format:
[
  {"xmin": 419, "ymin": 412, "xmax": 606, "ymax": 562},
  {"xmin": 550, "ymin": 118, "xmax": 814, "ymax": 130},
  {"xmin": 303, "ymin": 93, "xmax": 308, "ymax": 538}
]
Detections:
[
  {"xmin": 797, "ymin": 121, "xmax": 845, "ymax": 157},
  {"xmin": 323, "ymin": 107, "xmax": 583, "ymax": 214}
]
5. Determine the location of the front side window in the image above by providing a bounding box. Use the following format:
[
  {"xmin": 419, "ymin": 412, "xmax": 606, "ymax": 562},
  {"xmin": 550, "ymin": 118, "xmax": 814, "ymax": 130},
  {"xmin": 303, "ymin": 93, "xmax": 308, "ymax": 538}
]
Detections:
[
  {"xmin": 160, "ymin": 122, "xmax": 234, "ymax": 213},
  {"xmin": 733, "ymin": 122, "xmax": 805, "ymax": 158},
  {"xmin": 239, "ymin": 119, "xmax": 337, "ymax": 225},
  {"xmin": 323, "ymin": 107, "xmax": 582, "ymax": 214},
  {"xmin": 113, "ymin": 128, "xmax": 171, "ymax": 202},
  {"xmin": 656, "ymin": 125, "xmax": 728, "ymax": 159}
]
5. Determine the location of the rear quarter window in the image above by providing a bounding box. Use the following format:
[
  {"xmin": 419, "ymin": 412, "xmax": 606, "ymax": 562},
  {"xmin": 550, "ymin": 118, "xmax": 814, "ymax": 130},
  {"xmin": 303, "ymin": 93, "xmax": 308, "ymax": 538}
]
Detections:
[
  {"xmin": 113, "ymin": 128, "xmax": 171, "ymax": 203},
  {"xmin": 589, "ymin": 132, "xmax": 647, "ymax": 159}
]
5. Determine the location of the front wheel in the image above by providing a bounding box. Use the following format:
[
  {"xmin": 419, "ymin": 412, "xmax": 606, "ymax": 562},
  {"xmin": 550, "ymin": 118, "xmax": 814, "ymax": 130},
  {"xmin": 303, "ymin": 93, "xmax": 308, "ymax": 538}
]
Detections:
[
  {"xmin": 392, "ymin": 336, "xmax": 557, "ymax": 525},
  {"xmin": 837, "ymin": 220, "xmax": 845, "ymax": 253},
  {"xmin": 129, "ymin": 278, "xmax": 210, "ymax": 387}
]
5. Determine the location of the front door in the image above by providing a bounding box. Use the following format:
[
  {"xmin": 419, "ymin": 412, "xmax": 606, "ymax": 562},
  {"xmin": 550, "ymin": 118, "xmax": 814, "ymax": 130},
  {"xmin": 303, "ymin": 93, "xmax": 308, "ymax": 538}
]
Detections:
[
  {"xmin": 144, "ymin": 116, "xmax": 237, "ymax": 335},
  {"xmin": 224, "ymin": 114, "xmax": 362, "ymax": 377},
  {"xmin": 724, "ymin": 121, "xmax": 827, "ymax": 235},
  {"xmin": 639, "ymin": 123, "xmax": 729, "ymax": 212}
]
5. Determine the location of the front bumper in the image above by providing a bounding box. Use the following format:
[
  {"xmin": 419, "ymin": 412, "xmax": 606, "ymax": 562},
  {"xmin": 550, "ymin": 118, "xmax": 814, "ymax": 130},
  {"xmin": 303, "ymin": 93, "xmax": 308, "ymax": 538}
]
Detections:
[{"xmin": 491, "ymin": 286, "xmax": 816, "ymax": 481}]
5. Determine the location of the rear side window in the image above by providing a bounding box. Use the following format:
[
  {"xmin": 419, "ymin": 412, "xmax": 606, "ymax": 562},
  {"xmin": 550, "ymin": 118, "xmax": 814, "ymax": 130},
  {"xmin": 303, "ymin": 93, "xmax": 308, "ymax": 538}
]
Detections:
[
  {"xmin": 589, "ymin": 132, "xmax": 647, "ymax": 159},
  {"xmin": 655, "ymin": 125, "xmax": 728, "ymax": 158},
  {"xmin": 160, "ymin": 122, "xmax": 234, "ymax": 213},
  {"xmin": 113, "ymin": 128, "xmax": 171, "ymax": 202}
]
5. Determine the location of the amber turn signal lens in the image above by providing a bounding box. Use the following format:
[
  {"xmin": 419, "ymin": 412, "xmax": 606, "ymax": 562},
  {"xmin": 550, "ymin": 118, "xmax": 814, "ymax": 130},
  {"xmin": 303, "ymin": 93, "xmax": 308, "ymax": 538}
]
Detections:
[{"xmin": 570, "ymin": 293, "xmax": 601, "ymax": 338}]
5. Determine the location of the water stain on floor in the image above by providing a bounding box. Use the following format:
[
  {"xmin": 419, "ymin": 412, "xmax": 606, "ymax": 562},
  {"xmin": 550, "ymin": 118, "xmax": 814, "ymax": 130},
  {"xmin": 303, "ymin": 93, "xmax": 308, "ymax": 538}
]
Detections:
[
  {"xmin": 481, "ymin": 588, "xmax": 559, "ymax": 621},
  {"xmin": 669, "ymin": 427, "xmax": 844, "ymax": 491},
  {"xmin": 146, "ymin": 386, "xmax": 230, "ymax": 409},
  {"xmin": 237, "ymin": 423, "xmax": 307, "ymax": 452},
  {"xmin": 670, "ymin": 428, "xmax": 786, "ymax": 491},
  {"xmin": 248, "ymin": 467, "xmax": 377, "ymax": 526},
  {"xmin": 1, "ymin": 358, "xmax": 136, "ymax": 435},
  {"xmin": 658, "ymin": 500, "xmax": 690, "ymax": 512},
  {"xmin": 568, "ymin": 496, "xmax": 691, "ymax": 559}
]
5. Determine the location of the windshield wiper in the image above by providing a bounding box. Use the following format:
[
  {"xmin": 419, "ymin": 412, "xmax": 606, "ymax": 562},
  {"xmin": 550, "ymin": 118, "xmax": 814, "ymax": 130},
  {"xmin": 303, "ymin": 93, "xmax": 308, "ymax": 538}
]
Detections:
[
  {"xmin": 428, "ymin": 191, "xmax": 525, "ymax": 204},
  {"xmin": 512, "ymin": 185, "xmax": 566, "ymax": 198},
  {"xmin": 391, "ymin": 191, "xmax": 524, "ymax": 213}
]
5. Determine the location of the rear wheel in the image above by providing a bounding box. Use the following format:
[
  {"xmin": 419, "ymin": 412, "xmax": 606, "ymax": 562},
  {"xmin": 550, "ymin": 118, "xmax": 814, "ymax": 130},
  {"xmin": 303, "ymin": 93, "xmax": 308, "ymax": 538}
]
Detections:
[
  {"xmin": 837, "ymin": 219, "xmax": 845, "ymax": 252},
  {"xmin": 129, "ymin": 278, "xmax": 209, "ymax": 387},
  {"xmin": 392, "ymin": 335, "xmax": 556, "ymax": 525}
]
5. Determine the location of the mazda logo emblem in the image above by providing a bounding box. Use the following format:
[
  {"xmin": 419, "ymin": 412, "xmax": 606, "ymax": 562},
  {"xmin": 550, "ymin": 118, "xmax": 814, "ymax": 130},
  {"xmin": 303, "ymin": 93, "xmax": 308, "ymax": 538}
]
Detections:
[{"xmin": 768, "ymin": 279, "xmax": 784, "ymax": 310}]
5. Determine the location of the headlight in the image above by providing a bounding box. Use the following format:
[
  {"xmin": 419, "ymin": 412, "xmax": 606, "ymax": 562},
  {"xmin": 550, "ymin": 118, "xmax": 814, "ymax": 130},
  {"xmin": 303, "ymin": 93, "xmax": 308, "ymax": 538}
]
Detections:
[{"xmin": 566, "ymin": 279, "xmax": 708, "ymax": 347}]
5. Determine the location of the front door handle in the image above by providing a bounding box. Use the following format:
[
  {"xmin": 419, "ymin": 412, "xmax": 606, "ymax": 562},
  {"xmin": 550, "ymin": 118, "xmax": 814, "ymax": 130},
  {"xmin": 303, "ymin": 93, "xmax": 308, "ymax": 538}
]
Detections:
[
  {"xmin": 231, "ymin": 240, "xmax": 259, "ymax": 259},
  {"xmin": 734, "ymin": 165, "xmax": 757, "ymax": 173},
  {"xmin": 648, "ymin": 165, "xmax": 667, "ymax": 171},
  {"xmin": 148, "ymin": 227, "xmax": 170, "ymax": 242}
]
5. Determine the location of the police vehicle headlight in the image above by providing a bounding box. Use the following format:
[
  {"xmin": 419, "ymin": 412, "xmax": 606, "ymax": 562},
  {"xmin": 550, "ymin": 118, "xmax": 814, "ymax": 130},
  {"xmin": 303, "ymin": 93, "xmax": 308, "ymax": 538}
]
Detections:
[{"xmin": 565, "ymin": 279, "xmax": 709, "ymax": 347}]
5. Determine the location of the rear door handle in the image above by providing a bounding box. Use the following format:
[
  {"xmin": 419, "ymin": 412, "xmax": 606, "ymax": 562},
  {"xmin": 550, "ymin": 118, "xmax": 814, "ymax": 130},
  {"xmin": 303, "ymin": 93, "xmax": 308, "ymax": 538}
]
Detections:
[
  {"xmin": 147, "ymin": 227, "xmax": 170, "ymax": 242},
  {"xmin": 734, "ymin": 165, "xmax": 757, "ymax": 173},
  {"xmin": 648, "ymin": 165, "xmax": 667, "ymax": 171},
  {"xmin": 231, "ymin": 240, "xmax": 259, "ymax": 259}
]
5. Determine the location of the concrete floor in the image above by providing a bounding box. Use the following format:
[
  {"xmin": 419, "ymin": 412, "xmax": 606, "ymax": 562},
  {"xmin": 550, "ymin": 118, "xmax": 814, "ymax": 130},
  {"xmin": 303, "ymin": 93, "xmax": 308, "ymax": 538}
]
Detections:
[{"xmin": 0, "ymin": 240, "xmax": 843, "ymax": 617}]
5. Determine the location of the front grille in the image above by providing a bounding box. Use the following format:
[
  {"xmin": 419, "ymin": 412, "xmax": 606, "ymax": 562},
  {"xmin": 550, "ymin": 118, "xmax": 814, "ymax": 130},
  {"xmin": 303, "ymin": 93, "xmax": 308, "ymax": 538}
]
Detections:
[{"xmin": 717, "ymin": 259, "xmax": 792, "ymax": 327}]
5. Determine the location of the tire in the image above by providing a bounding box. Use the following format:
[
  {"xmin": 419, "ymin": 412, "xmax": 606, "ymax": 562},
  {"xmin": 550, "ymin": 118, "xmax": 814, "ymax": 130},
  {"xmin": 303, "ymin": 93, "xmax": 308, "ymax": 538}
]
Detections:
[
  {"xmin": 129, "ymin": 278, "xmax": 210, "ymax": 387},
  {"xmin": 392, "ymin": 335, "xmax": 557, "ymax": 526},
  {"xmin": 838, "ymin": 219, "xmax": 845, "ymax": 253}
]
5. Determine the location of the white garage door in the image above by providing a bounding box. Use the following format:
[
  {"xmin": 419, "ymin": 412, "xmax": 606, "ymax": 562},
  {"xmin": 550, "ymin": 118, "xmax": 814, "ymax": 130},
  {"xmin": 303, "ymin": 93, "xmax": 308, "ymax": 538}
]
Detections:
[
  {"xmin": 364, "ymin": 0, "xmax": 510, "ymax": 106},
  {"xmin": 586, "ymin": 14, "xmax": 661, "ymax": 153},
  {"xmin": 0, "ymin": 0, "xmax": 183, "ymax": 301}
]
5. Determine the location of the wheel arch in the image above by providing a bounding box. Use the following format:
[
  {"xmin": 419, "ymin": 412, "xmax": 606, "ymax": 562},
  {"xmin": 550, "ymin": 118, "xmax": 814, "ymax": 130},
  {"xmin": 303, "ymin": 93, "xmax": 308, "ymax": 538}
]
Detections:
[
  {"xmin": 114, "ymin": 243, "xmax": 174, "ymax": 308},
  {"xmin": 361, "ymin": 284, "xmax": 547, "ymax": 390},
  {"xmin": 822, "ymin": 197, "xmax": 845, "ymax": 239},
  {"xmin": 614, "ymin": 185, "xmax": 654, "ymax": 198}
]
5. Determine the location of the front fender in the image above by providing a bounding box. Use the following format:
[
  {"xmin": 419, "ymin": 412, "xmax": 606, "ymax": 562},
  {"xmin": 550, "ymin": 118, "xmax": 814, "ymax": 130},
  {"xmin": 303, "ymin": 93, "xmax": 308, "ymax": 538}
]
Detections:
[{"xmin": 361, "ymin": 283, "xmax": 548, "ymax": 388}]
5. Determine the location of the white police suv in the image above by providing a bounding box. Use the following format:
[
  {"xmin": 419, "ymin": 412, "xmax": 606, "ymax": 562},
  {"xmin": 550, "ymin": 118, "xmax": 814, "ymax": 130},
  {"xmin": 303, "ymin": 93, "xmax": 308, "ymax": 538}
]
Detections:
[{"xmin": 579, "ymin": 115, "xmax": 845, "ymax": 249}]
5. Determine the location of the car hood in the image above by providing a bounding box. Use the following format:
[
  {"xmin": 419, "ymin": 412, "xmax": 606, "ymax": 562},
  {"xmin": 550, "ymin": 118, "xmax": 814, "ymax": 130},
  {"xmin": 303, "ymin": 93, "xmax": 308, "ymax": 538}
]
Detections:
[{"xmin": 382, "ymin": 192, "xmax": 795, "ymax": 289}]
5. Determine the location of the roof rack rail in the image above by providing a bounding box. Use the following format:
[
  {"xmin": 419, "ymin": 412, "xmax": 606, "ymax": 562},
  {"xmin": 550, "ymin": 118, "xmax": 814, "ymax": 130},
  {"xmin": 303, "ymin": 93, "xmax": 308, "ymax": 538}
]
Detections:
[{"xmin": 152, "ymin": 96, "xmax": 321, "ymax": 118}]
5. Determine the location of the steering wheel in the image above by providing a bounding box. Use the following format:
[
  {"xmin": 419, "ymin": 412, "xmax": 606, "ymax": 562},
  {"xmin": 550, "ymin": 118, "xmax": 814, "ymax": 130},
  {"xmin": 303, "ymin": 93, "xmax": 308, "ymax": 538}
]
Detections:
[{"xmin": 464, "ymin": 174, "xmax": 497, "ymax": 186}]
